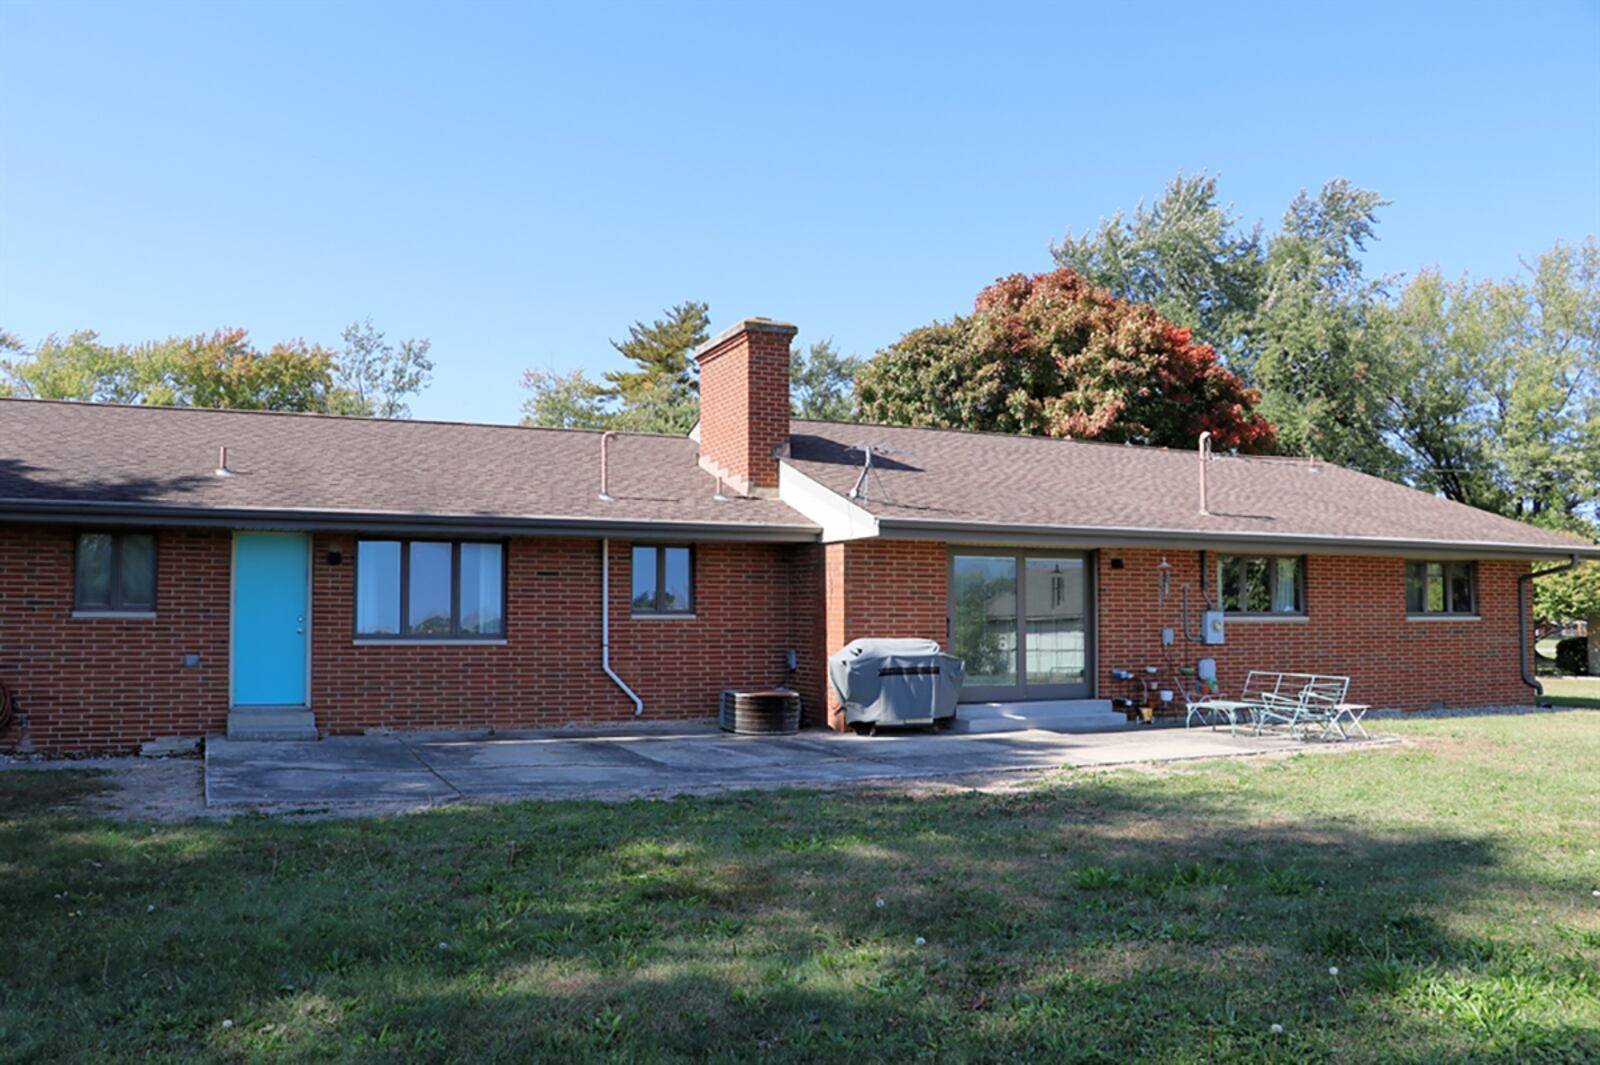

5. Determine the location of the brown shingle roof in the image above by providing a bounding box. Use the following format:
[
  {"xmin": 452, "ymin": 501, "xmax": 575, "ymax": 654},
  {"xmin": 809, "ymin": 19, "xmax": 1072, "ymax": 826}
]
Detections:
[
  {"xmin": 786, "ymin": 420, "xmax": 1598, "ymax": 558},
  {"xmin": 2, "ymin": 400, "xmax": 1591, "ymax": 557},
  {"xmin": 0, "ymin": 399, "xmax": 816, "ymax": 537}
]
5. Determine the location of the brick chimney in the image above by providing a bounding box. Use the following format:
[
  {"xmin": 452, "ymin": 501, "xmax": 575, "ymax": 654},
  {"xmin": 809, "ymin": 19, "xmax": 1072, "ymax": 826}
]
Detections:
[{"xmin": 694, "ymin": 317, "xmax": 797, "ymax": 496}]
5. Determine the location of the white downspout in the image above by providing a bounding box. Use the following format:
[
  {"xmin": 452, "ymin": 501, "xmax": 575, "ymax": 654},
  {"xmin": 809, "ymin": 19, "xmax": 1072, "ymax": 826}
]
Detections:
[{"xmin": 600, "ymin": 538, "xmax": 644, "ymax": 716}]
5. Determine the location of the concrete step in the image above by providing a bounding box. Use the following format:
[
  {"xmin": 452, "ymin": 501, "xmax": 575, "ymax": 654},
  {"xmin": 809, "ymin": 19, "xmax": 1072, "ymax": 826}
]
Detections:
[
  {"xmin": 227, "ymin": 706, "xmax": 318, "ymax": 741},
  {"xmin": 951, "ymin": 699, "xmax": 1129, "ymax": 734}
]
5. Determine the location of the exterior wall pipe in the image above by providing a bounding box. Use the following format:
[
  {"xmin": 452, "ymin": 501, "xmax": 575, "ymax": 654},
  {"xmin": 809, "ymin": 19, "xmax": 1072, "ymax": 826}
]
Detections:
[
  {"xmin": 1518, "ymin": 553, "xmax": 1579, "ymax": 703},
  {"xmin": 600, "ymin": 538, "xmax": 644, "ymax": 716},
  {"xmin": 598, "ymin": 431, "xmax": 616, "ymax": 502}
]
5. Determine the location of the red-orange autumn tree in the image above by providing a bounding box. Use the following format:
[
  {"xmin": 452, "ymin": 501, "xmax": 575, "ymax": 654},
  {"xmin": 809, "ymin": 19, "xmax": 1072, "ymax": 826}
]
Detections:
[{"xmin": 856, "ymin": 267, "xmax": 1276, "ymax": 451}]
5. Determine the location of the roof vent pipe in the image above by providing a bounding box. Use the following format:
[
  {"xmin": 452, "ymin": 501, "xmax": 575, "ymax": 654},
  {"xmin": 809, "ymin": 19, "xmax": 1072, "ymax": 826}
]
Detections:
[
  {"xmin": 1197, "ymin": 432, "xmax": 1211, "ymax": 515},
  {"xmin": 598, "ymin": 431, "xmax": 616, "ymax": 502},
  {"xmin": 215, "ymin": 446, "xmax": 232, "ymax": 478}
]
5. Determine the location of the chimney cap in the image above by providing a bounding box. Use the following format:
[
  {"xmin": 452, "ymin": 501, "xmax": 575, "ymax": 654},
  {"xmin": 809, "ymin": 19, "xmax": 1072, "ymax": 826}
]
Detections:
[{"xmin": 693, "ymin": 317, "xmax": 799, "ymax": 361}]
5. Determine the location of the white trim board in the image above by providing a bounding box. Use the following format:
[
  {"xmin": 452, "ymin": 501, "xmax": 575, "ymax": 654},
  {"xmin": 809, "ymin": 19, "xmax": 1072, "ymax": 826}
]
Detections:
[{"xmin": 777, "ymin": 461, "xmax": 879, "ymax": 543}]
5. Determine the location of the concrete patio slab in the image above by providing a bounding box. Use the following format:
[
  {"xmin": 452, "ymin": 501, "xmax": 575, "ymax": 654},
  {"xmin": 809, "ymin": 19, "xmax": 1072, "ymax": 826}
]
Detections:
[
  {"xmin": 204, "ymin": 723, "xmax": 1391, "ymax": 810},
  {"xmin": 205, "ymin": 736, "xmax": 457, "ymax": 806}
]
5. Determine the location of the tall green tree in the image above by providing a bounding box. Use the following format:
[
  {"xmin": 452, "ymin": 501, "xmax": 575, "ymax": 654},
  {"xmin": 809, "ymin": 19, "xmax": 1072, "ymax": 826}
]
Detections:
[
  {"xmin": 337, "ymin": 318, "xmax": 434, "ymax": 418},
  {"xmin": 1055, "ymin": 173, "xmax": 1396, "ymax": 470},
  {"xmin": 1052, "ymin": 172, "xmax": 1263, "ymax": 366},
  {"xmin": 1535, "ymin": 559, "xmax": 1600, "ymax": 675},
  {"xmin": 1248, "ymin": 181, "xmax": 1396, "ymax": 471},
  {"xmin": 1376, "ymin": 240, "xmax": 1600, "ymax": 520},
  {"xmin": 855, "ymin": 268, "xmax": 1276, "ymax": 450},
  {"xmin": 790, "ymin": 338, "xmax": 863, "ymax": 421},
  {"xmin": 602, "ymin": 301, "xmax": 710, "ymax": 405},
  {"xmin": 523, "ymin": 301, "xmax": 712, "ymax": 434}
]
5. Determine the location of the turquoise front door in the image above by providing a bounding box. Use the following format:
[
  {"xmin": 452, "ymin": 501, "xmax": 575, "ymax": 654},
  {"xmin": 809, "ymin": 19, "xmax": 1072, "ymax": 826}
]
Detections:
[{"xmin": 232, "ymin": 533, "xmax": 309, "ymax": 706}]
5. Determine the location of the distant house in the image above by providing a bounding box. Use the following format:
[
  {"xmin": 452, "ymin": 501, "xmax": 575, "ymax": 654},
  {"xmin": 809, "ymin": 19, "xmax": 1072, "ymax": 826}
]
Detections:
[{"xmin": 1, "ymin": 318, "xmax": 1594, "ymax": 753}]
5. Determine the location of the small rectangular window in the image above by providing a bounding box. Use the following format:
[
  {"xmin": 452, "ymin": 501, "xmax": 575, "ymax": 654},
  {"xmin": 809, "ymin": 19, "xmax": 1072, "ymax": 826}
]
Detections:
[
  {"xmin": 1406, "ymin": 561, "xmax": 1476, "ymax": 615},
  {"xmin": 459, "ymin": 543, "xmax": 505, "ymax": 635},
  {"xmin": 356, "ymin": 541, "xmax": 401, "ymax": 635},
  {"xmin": 74, "ymin": 532, "xmax": 156, "ymax": 612},
  {"xmin": 1217, "ymin": 555, "xmax": 1303, "ymax": 616},
  {"xmin": 407, "ymin": 542, "xmax": 454, "ymax": 635},
  {"xmin": 631, "ymin": 544, "xmax": 694, "ymax": 615},
  {"xmin": 355, "ymin": 539, "xmax": 505, "ymax": 639}
]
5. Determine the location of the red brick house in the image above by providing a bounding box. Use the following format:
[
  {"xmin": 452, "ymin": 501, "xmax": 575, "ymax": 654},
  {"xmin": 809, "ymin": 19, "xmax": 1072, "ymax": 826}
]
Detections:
[{"xmin": 1, "ymin": 317, "xmax": 1594, "ymax": 753}]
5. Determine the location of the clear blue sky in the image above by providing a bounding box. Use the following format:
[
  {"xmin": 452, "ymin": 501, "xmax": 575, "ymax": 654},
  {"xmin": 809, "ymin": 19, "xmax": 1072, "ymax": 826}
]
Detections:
[{"xmin": 3, "ymin": 0, "xmax": 1597, "ymax": 424}]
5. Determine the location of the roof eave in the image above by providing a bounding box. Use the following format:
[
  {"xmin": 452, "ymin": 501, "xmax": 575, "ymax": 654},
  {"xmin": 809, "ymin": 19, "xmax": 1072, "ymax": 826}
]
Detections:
[
  {"xmin": 0, "ymin": 499, "xmax": 822, "ymax": 543},
  {"xmin": 873, "ymin": 517, "xmax": 1600, "ymax": 561}
]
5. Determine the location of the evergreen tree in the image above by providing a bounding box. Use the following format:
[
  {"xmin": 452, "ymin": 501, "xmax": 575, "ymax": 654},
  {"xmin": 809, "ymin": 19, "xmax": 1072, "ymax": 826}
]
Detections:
[{"xmin": 601, "ymin": 301, "xmax": 710, "ymax": 405}]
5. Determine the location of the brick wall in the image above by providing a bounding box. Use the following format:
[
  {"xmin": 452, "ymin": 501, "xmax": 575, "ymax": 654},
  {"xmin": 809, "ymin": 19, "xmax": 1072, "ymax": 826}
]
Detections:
[
  {"xmin": 1096, "ymin": 549, "xmax": 1533, "ymax": 711},
  {"xmin": 2, "ymin": 521, "xmax": 1539, "ymax": 753},
  {"xmin": 1, "ymin": 526, "xmax": 818, "ymax": 753},
  {"xmin": 811, "ymin": 539, "xmax": 1535, "ymax": 728},
  {"xmin": 819, "ymin": 539, "xmax": 949, "ymax": 728},
  {"xmin": 311, "ymin": 535, "xmax": 810, "ymax": 734},
  {"xmin": 0, "ymin": 525, "xmax": 231, "ymax": 752},
  {"xmin": 695, "ymin": 320, "xmax": 797, "ymax": 493}
]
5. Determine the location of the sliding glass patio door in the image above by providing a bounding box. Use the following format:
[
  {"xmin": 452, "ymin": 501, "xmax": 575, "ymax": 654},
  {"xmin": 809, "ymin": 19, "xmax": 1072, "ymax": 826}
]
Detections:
[{"xmin": 950, "ymin": 551, "xmax": 1091, "ymax": 702}]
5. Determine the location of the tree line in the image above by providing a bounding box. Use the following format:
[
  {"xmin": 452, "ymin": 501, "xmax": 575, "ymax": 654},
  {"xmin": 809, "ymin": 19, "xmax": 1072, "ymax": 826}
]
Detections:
[{"xmin": 0, "ymin": 319, "xmax": 434, "ymax": 418}]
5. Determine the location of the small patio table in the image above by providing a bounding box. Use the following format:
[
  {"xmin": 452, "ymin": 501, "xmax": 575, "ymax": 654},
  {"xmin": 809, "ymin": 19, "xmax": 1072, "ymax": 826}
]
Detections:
[{"xmin": 1330, "ymin": 702, "xmax": 1372, "ymax": 740}]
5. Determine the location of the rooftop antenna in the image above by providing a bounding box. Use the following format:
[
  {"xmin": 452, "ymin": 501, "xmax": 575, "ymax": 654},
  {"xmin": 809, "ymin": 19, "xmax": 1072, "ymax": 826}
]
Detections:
[
  {"xmin": 846, "ymin": 443, "xmax": 909, "ymax": 505},
  {"xmin": 214, "ymin": 446, "xmax": 232, "ymax": 478},
  {"xmin": 598, "ymin": 431, "xmax": 616, "ymax": 502},
  {"xmin": 1197, "ymin": 431, "xmax": 1211, "ymax": 515}
]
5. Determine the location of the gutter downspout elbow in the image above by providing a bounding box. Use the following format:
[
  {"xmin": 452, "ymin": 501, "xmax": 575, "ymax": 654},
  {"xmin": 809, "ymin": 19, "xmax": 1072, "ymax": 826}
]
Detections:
[
  {"xmin": 1519, "ymin": 553, "xmax": 1580, "ymax": 705},
  {"xmin": 600, "ymin": 538, "xmax": 644, "ymax": 716}
]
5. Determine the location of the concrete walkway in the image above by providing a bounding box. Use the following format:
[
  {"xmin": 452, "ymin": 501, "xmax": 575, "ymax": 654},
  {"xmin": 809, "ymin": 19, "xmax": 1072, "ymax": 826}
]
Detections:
[{"xmin": 203, "ymin": 724, "xmax": 1388, "ymax": 809}]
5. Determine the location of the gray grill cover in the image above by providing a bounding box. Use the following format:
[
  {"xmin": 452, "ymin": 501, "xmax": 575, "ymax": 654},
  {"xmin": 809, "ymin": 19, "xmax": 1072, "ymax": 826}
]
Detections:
[{"xmin": 828, "ymin": 638, "xmax": 966, "ymax": 726}]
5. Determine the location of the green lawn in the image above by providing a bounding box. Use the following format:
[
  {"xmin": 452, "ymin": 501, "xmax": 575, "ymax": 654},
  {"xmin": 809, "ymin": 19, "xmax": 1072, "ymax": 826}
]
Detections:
[
  {"xmin": 3, "ymin": 716, "xmax": 1598, "ymax": 1063},
  {"xmin": 1542, "ymin": 676, "xmax": 1600, "ymax": 710}
]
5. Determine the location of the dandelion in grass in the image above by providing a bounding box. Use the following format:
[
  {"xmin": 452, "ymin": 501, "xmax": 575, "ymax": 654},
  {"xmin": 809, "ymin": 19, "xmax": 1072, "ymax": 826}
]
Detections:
[
  {"xmin": 437, "ymin": 941, "xmax": 449, "ymax": 951},
  {"xmin": 915, "ymin": 936, "xmax": 927, "ymax": 946},
  {"xmin": 221, "ymin": 1019, "xmax": 233, "ymax": 1030},
  {"xmin": 875, "ymin": 897, "xmax": 886, "ymax": 909},
  {"xmin": 1270, "ymin": 1023, "xmax": 1284, "ymax": 1034},
  {"xmin": 1329, "ymin": 966, "xmax": 1339, "ymax": 976}
]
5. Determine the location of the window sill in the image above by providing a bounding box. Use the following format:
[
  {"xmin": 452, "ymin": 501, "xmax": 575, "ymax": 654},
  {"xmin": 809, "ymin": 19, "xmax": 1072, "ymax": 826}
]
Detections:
[
  {"xmin": 1406, "ymin": 614, "xmax": 1480, "ymax": 622},
  {"xmin": 352, "ymin": 638, "xmax": 508, "ymax": 647},
  {"xmin": 630, "ymin": 613, "xmax": 697, "ymax": 621},
  {"xmin": 1222, "ymin": 614, "xmax": 1309, "ymax": 624},
  {"xmin": 71, "ymin": 610, "xmax": 157, "ymax": 620}
]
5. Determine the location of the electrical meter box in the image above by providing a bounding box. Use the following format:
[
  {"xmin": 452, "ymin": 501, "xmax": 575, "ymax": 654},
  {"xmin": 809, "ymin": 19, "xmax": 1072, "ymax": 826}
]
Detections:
[{"xmin": 1202, "ymin": 610, "xmax": 1226, "ymax": 645}]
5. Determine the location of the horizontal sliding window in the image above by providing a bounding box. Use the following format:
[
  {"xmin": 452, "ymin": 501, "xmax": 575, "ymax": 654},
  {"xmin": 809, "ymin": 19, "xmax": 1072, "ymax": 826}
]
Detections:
[
  {"xmin": 355, "ymin": 540, "xmax": 504, "ymax": 638},
  {"xmin": 632, "ymin": 545, "xmax": 694, "ymax": 615},
  {"xmin": 74, "ymin": 532, "xmax": 156, "ymax": 612},
  {"xmin": 1218, "ymin": 555, "xmax": 1303, "ymax": 615},
  {"xmin": 1406, "ymin": 561, "xmax": 1475, "ymax": 615}
]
